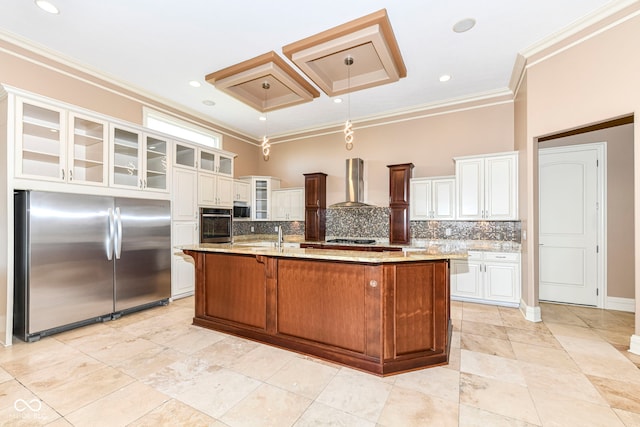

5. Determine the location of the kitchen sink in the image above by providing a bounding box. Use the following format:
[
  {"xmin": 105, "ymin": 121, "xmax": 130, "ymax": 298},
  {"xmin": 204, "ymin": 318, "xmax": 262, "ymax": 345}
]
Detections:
[{"xmin": 233, "ymin": 241, "xmax": 299, "ymax": 248}]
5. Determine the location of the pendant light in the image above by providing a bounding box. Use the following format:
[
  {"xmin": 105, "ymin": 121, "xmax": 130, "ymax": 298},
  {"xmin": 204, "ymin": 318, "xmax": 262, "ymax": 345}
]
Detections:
[
  {"xmin": 343, "ymin": 56, "xmax": 354, "ymax": 150},
  {"xmin": 261, "ymin": 81, "xmax": 271, "ymax": 161}
]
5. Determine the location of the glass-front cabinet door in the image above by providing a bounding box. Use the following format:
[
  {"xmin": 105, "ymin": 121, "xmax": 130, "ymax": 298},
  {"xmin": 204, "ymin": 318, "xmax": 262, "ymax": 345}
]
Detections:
[
  {"xmin": 144, "ymin": 134, "xmax": 168, "ymax": 191},
  {"xmin": 68, "ymin": 112, "xmax": 108, "ymax": 186},
  {"xmin": 15, "ymin": 98, "xmax": 65, "ymax": 181},
  {"xmin": 254, "ymin": 178, "xmax": 269, "ymax": 220},
  {"xmin": 217, "ymin": 152, "xmax": 234, "ymax": 176},
  {"xmin": 174, "ymin": 142, "xmax": 196, "ymax": 169},
  {"xmin": 110, "ymin": 125, "xmax": 141, "ymax": 189},
  {"xmin": 199, "ymin": 149, "xmax": 216, "ymax": 173}
]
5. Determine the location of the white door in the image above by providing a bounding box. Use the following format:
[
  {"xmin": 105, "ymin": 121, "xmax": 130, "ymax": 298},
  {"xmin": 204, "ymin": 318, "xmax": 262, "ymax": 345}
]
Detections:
[{"xmin": 539, "ymin": 144, "xmax": 603, "ymax": 306}]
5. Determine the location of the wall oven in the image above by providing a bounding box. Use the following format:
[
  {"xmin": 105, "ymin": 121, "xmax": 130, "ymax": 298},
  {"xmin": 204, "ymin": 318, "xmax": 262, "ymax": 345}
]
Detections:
[{"xmin": 200, "ymin": 208, "xmax": 232, "ymax": 243}]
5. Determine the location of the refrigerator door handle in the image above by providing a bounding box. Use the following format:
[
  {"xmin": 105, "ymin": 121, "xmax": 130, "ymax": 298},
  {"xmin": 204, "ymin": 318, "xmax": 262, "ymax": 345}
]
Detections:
[
  {"xmin": 115, "ymin": 207, "xmax": 123, "ymax": 259},
  {"xmin": 107, "ymin": 208, "xmax": 114, "ymax": 260}
]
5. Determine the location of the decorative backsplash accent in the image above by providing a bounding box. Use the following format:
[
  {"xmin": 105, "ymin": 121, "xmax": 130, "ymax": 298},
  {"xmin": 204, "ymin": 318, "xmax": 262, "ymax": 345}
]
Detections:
[
  {"xmin": 233, "ymin": 206, "xmax": 521, "ymax": 243},
  {"xmin": 411, "ymin": 219, "xmax": 521, "ymax": 242},
  {"xmin": 326, "ymin": 207, "xmax": 389, "ymax": 238}
]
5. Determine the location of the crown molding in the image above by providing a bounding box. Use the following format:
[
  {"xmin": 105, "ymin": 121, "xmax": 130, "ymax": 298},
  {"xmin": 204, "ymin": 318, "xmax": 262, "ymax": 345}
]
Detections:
[
  {"xmin": 520, "ymin": 0, "xmax": 639, "ymax": 60},
  {"xmin": 269, "ymin": 88, "xmax": 514, "ymax": 144},
  {"xmin": 509, "ymin": 0, "xmax": 639, "ymax": 99},
  {"xmin": 0, "ymin": 29, "xmax": 257, "ymax": 145}
]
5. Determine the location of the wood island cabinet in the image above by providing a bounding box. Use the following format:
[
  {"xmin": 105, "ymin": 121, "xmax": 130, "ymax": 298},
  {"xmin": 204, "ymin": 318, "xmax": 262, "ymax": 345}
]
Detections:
[
  {"xmin": 185, "ymin": 249, "xmax": 452, "ymax": 376},
  {"xmin": 304, "ymin": 172, "xmax": 327, "ymax": 241},
  {"xmin": 387, "ymin": 163, "xmax": 414, "ymax": 245}
]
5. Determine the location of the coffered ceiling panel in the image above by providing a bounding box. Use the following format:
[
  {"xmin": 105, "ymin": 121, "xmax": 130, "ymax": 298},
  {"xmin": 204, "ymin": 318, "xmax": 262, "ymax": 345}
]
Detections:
[
  {"xmin": 282, "ymin": 9, "xmax": 407, "ymax": 97},
  {"xmin": 205, "ymin": 51, "xmax": 320, "ymax": 113}
]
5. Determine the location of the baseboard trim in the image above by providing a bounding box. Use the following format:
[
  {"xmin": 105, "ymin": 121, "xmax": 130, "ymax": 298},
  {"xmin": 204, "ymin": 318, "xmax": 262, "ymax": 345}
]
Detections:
[
  {"xmin": 605, "ymin": 296, "xmax": 635, "ymax": 313},
  {"xmin": 629, "ymin": 335, "xmax": 640, "ymax": 355},
  {"xmin": 519, "ymin": 300, "xmax": 542, "ymax": 322}
]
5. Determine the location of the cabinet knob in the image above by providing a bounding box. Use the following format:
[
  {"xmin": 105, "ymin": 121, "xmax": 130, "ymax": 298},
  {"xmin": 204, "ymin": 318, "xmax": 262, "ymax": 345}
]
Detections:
[{"xmin": 369, "ymin": 280, "xmax": 378, "ymax": 288}]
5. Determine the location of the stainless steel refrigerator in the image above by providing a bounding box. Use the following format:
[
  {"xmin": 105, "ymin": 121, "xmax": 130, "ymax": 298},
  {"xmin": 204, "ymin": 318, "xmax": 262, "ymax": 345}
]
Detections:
[{"xmin": 13, "ymin": 190, "xmax": 171, "ymax": 342}]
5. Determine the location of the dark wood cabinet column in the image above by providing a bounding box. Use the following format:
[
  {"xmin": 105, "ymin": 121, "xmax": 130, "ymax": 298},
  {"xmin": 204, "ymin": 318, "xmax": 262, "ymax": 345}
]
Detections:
[
  {"xmin": 387, "ymin": 163, "xmax": 414, "ymax": 244},
  {"xmin": 304, "ymin": 172, "xmax": 327, "ymax": 241}
]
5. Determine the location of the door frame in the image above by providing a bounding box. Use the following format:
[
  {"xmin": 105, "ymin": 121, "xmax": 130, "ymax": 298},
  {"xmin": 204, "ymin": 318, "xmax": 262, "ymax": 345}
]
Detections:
[{"xmin": 538, "ymin": 142, "xmax": 607, "ymax": 308}]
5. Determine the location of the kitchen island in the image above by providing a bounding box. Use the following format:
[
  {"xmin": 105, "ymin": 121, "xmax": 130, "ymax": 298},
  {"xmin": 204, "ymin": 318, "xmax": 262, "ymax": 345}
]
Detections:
[{"xmin": 181, "ymin": 243, "xmax": 466, "ymax": 376}]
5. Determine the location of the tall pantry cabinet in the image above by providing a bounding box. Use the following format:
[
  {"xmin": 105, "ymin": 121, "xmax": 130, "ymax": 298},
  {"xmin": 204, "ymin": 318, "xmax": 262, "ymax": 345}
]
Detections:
[
  {"xmin": 304, "ymin": 173, "xmax": 327, "ymax": 241},
  {"xmin": 171, "ymin": 142, "xmax": 198, "ymax": 299},
  {"xmin": 387, "ymin": 163, "xmax": 414, "ymax": 244}
]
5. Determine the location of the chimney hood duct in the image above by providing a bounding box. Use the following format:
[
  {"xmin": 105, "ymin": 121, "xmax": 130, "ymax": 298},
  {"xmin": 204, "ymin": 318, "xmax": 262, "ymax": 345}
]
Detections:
[{"xmin": 330, "ymin": 158, "xmax": 373, "ymax": 208}]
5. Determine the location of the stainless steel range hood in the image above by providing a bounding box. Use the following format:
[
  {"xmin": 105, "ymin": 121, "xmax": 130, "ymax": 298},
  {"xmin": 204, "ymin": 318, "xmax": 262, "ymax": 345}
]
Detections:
[{"xmin": 330, "ymin": 158, "xmax": 373, "ymax": 208}]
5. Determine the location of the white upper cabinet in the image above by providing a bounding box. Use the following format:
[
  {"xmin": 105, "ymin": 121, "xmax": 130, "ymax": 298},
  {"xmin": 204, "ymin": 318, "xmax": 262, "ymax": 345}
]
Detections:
[
  {"xmin": 15, "ymin": 97, "xmax": 65, "ymax": 182},
  {"xmin": 144, "ymin": 134, "xmax": 169, "ymax": 191},
  {"xmin": 15, "ymin": 97, "xmax": 109, "ymax": 187},
  {"xmin": 272, "ymin": 188, "xmax": 304, "ymax": 221},
  {"xmin": 242, "ymin": 176, "xmax": 280, "ymax": 221},
  {"xmin": 455, "ymin": 152, "xmax": 518, "ymax": 220},
  {"xmin": 174, "ymin": 141, "xmax": 197, "ymax": 169},
  {"xmin": 198, "ymin": 174, "xmax": 234, "ymax": 207},
  {"xmin": 234, "ymin": 180, "xmax": 251, "ymax": 203},
  {"xmin": 198, "ymin": 148, "xmax": 234, "ymax": 177},
  {"xmin": 109, "ymin": 125, "xmax": 169, "ymax": 192},
  {"xmin": 68, "ymin": 112, "xmax": 109, "ymax": 186},
  {"xmin": 410, "ymin": 176, "xmax": 455, "ymax": 220}
]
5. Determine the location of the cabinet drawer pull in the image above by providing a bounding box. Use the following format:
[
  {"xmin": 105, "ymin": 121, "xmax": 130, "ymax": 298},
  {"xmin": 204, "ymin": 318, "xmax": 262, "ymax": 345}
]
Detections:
[{"xmin": 369, "ymin": 280, "xmax": 378, "ymax": 288}]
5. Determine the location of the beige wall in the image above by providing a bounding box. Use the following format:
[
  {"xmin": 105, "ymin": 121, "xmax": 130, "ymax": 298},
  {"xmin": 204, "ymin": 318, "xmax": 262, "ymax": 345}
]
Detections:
[
  {"xmin": 516, "ymin": 6, "xmax": 640, "ymax": 327},
  {"xmin": 256, "ymin": 103, "xmax": 515, "ymax": 206},
  {"xmin": 514, "ymin": 73, "xmax": 536, "ymax": 308},
  {"xmin": 539, "ymin": 124, "xmax": 635, "ymax": 298},
  {"xmin": 0, "ymin": 39, "xmax": 258, "ymax": 177}
]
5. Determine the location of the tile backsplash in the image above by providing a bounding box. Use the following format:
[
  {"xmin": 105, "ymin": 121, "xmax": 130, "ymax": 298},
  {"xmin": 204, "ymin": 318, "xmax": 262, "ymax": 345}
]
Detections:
[{"xmin": 233, "ymin": 206, "xmax": 521, "ymax": 243}]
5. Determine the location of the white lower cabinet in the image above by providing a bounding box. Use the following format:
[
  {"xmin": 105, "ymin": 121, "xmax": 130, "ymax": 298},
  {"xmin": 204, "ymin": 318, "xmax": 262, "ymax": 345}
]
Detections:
[
  {"xmin": 171, "ymin": 221, "xmax": 197, "ymax": 298},
  {"xmin": 451, "ymin": 251, "xmax": 520, "ymax": 306}
]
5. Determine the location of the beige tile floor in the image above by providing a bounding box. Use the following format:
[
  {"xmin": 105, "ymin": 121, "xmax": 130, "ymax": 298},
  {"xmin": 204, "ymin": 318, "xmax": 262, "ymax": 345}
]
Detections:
[{"xmin": 2, "ymin": 297, "xmax": 640, "ymax": 426}]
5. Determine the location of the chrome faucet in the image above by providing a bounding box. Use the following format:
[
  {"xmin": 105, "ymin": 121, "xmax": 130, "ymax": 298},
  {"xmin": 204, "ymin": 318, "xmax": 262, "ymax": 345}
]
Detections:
[{"xmin": 277, "ymin": 225, "xmax": 284, "ymax": 248}]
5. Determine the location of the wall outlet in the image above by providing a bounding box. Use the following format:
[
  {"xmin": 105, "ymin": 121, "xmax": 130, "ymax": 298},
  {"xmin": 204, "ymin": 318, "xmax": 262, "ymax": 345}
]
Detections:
[
  {"xmin": 250, "ymin": 226, "xmax": 255, "ymax": 233},
  {"xmin": 445, "ymin": 228, "xmax": 452, "ymax": 236},
  {"xmin": 275, "ymin": 226, "xmax": 279, "ymax": 232}
]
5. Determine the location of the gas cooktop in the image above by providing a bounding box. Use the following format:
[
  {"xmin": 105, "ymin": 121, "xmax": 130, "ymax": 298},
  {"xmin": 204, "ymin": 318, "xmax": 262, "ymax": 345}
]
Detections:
[{"xmin": 326, "ymin": 238, "xmax": 376, "ymax": 245}]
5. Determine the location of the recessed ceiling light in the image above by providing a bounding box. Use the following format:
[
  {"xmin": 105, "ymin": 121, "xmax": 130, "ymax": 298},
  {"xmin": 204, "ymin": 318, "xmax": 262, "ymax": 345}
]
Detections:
[
  {"xmin": 439, "ymin": 74, "xmax": 451, "ymax": 82},
  {"xmin": 189, "ymin": 80, "xmax": 201, "ymax": 88},
  {"xmin": 453, "ymin": 18, "xmax": 476, "ymax": 33},
  {"xmin": 259, "ymin": 116, "xmax": 267, "ymax": 121},
  {"xmin": 35, "ymin": 0, "xmax": 59, "ymax": 14},
  {"xmin": 333, "ymin": 98, "xmax": 343, "ymax": 104},
  {"xmin": 202, "ymin": 100, "xmax": 215, "ymax": 106}
]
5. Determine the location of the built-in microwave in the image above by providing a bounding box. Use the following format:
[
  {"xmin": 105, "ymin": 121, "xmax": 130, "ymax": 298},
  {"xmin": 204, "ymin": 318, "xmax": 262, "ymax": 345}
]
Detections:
[
  {"xmin": 200, "ymin": 208, "xmax": 232, "ymax": 243},
  {"xmin": 233, "ymin": 204, "xmax": 250, "ymax": 219}
]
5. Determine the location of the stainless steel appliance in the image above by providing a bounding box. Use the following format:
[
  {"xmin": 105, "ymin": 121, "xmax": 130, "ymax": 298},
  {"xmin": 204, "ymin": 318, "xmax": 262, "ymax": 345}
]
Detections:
[
  {"xmin": 233, "ymin": 204, "xmax": 250, "ymax": 219},
  {"xmin": 330, "ymin": 158, "xmax": 373, "ymax": 208},
  {"xmin": 200, "ymin": 207, "xmax": 232, "ymax": 243},
  {"xmin": 13, "ymin": 191, "xmax": 171, "ymax": 342}
]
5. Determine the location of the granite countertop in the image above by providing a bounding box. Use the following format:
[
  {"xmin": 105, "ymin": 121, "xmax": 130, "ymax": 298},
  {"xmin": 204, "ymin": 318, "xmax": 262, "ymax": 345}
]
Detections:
[
  {"xmin": 180, "ymin": 243, "xmax": 468, "ymax": 264},
  {"xmin": 232, "ymin": 235, "xmax": 521, "ymax": 253}
]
